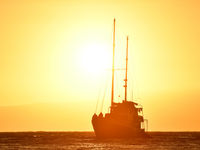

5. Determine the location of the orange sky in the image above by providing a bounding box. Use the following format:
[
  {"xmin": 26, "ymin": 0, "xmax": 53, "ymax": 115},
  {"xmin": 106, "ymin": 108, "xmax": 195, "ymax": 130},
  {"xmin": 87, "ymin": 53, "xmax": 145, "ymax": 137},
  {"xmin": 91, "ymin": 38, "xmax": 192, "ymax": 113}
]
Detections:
[{"xmin": 0, "ymin": 0, "xmax": 200, "ymax": 131}]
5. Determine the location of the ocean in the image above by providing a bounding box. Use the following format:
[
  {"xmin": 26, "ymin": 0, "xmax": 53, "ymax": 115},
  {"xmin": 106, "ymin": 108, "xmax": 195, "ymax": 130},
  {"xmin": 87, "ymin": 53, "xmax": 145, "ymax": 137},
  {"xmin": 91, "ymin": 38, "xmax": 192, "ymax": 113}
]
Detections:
[{"xmin": 0, "ymin": 132, "xmax": 199, "ymax": 150}]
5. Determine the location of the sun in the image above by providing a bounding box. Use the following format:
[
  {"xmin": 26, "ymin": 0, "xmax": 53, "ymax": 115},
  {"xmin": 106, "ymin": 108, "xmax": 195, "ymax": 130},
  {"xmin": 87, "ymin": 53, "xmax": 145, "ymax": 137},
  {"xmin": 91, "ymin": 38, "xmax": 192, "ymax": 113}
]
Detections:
[{"xmin": 80, "ymin": 43, "xmax": 111, "ymax": 76}]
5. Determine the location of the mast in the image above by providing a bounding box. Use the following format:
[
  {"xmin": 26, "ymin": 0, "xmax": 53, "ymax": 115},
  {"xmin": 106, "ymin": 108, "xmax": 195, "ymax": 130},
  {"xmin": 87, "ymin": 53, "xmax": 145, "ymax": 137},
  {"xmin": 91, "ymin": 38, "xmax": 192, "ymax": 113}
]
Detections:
[
  {"xmin": 111, "ymin": 18, "xmax": 115, "ymax": 106},
  {"xmin": 124, "ymin": 36, "xmax": 128, "ymax": 101}
]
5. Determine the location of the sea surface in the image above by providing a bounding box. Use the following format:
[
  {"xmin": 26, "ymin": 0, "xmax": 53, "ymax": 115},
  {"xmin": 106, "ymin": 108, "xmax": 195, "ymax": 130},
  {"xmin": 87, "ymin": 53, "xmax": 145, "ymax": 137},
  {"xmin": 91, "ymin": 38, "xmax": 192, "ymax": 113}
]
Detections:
[{"xmin": 0, "ymin": 132, "xmax": 200, "ymax": 150}]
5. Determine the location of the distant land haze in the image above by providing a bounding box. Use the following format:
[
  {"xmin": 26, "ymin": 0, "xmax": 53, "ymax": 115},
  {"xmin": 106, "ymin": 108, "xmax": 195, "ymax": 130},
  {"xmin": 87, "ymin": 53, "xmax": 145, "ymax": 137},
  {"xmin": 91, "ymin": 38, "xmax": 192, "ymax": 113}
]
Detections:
[
  {"xmin": 0, "ymin": 92, "xmax": 200, "ymax": 132},
  {"xmin": 0, "ymin": 102, "xmax": 92, "ymax": 131},
  {"xmin": 0, "ymin": 0, "xmax": 200, "ymax": 131}
]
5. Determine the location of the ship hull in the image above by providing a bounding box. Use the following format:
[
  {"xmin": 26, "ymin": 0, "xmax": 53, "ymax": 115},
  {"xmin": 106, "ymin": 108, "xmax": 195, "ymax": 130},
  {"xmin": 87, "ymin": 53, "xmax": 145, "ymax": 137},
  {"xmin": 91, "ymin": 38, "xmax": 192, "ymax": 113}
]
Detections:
[{"xmin": 92, "ymin": 116, "xmax": 146, "ymax": 138}]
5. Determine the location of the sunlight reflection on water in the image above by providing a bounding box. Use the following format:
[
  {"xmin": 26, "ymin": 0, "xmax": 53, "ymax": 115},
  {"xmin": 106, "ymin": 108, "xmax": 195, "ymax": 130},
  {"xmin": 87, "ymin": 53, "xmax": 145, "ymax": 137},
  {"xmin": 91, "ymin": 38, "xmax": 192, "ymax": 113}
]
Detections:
[{"xmin": 0, "ymin": 132, "xmax": 200, "ymax": 149}]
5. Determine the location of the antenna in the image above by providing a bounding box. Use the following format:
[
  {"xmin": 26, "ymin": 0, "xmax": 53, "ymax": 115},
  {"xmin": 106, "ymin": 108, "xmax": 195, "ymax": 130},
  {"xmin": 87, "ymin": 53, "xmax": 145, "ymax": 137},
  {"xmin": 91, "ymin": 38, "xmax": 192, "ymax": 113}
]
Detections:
[
  {"xmin": 124, "ymin": 36, "xmax": 128, "ymax": 101},
  {"xmin": 111, "ymin": 18, "xmax": 115, "ymax": 107}
]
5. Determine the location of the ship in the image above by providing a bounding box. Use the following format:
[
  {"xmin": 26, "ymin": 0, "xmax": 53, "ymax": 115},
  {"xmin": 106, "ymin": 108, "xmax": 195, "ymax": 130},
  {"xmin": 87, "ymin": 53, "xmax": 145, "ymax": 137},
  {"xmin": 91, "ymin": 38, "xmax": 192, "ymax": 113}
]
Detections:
[{"xmin": 92, "ymin": 19, "xmax": 148, "ymax": 138}]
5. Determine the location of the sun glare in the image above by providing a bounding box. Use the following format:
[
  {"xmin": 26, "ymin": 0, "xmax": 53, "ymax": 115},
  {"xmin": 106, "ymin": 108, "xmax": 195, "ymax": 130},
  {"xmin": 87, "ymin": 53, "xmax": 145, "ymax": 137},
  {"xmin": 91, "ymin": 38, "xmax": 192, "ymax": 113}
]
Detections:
[{"xmin": 80, "ymin": 43, "xmax": 111, "ymax": 76}]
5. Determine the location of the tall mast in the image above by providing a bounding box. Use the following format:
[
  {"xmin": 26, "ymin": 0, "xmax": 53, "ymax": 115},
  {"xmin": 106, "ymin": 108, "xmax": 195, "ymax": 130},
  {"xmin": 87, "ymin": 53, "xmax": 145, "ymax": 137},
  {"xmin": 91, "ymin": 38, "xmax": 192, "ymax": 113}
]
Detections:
[
  {"xmin": 111, "ymin": 18, "xmax": 115, "ymax": 106},
  {"xmin": 124, "ymin": 36, "xmax": 128, "ymax": 101}
]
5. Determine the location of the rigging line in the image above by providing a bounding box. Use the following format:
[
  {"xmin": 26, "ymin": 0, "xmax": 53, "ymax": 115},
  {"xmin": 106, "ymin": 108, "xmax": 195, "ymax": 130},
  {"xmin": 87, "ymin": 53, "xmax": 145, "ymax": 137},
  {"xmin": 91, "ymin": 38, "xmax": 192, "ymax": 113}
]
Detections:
[
  {"xmin": 115, "ymin": 70, "xmax": 123, "ymax": 102},
  {"xmin": 127, "ymin": 69, "xmax": 131, "ymax": 100},
  {"xmin": 94, "ymin": 87, "xmax": 102, "ymax": 113},
  {"xmin": 129, "ymin": 57, "xmax": 136, "ymax": 100},
  {"xmin": 130, "ymin": 50, "xmax": 141, "ymax": 102},
  {"xmin": 100, "ymin": 75, "xmax": 110, "ymax": 112},
  {"xmin": 129, "ymin": 66, "xmax": 133, "ymax": 100},
  {"xmin": 120, "ymin": 71, "xmax": 124, "ymax": 101},
  {"xmin": 128, "ymin": 43, "xmax": 136, "ymax": 101}
]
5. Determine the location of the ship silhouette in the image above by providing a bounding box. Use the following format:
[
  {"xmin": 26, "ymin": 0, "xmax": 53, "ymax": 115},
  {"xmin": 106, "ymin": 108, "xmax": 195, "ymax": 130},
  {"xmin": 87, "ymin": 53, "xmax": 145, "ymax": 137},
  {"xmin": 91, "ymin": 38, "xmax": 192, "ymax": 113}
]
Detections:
[{"xmin": 92, "ymin": 19, "xmax": 148, "ymax": 138}]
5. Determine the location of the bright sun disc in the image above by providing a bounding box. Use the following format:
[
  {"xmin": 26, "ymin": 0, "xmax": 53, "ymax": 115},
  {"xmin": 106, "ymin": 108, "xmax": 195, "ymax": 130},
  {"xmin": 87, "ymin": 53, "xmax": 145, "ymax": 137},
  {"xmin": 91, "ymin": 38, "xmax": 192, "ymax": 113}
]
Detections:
[{"xmin": 80, "ymin": 43, "xmax": 111, "ymax": 76}]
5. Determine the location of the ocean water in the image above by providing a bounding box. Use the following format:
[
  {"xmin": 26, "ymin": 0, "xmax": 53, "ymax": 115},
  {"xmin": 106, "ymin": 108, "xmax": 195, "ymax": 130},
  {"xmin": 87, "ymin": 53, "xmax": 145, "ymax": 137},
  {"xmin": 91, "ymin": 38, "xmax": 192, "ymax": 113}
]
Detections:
[{"xmin": 0, "ymin": 132, "xmax": 200, "ymax": 150}]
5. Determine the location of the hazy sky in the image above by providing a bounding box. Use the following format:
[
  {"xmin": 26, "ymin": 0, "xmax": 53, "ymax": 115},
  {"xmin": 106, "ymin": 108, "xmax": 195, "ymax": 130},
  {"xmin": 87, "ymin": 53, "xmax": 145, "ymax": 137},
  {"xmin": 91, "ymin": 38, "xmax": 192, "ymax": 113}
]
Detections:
[{"xmin": 0, "ymin": 0, "xmax": 200, "ymax": 131}]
